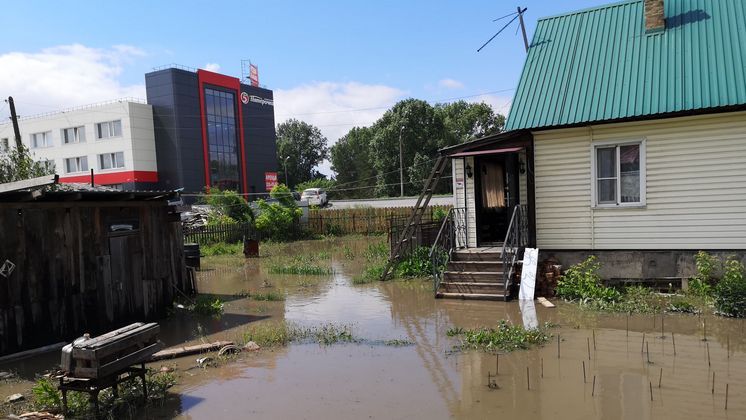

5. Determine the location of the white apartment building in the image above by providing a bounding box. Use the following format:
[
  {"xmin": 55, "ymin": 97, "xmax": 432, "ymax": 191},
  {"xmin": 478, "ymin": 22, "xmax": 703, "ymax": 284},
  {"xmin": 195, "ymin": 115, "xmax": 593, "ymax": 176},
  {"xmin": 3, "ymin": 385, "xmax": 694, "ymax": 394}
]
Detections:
[{"xmin": 0, "ymin": 99, "xmax": 158, "ymax": 188}]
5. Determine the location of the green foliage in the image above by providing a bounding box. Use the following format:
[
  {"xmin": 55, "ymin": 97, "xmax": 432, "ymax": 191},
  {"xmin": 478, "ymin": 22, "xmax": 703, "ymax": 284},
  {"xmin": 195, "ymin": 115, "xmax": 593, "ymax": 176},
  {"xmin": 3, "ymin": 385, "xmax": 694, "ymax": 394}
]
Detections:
[
  {"xmin": 434, "ymin": 100, "xmax": 505, "ymax": 143},
  {"xmin": 448, "ymin": 321, "xmax": 553, "ymax": 353},
  {"xmin": 201, "ymin": 242, "xmax": 243, "ymax": 256},
  {"xmin": 432, "ymin": 207, "xmax": 448, "ymax": 222},
  {"xmin": 241, "ymin": 322, "xmax": 355, "ymax": 347},
  {"xmin": 191, "ymin": 295, "xmax": 224, "ymax": 316},
  {"xmin": 556, "ymin": 256, "xmax": 621, "ymax": 303},
  {"xmin": 268, "ymin": 254, "xmax": 333, "ymax": 275},
  {"xmin": 203, "ymin": 188, "xmax": 253, "ymax": 225},
  {"xmin": 714, "ymin": 258, "xmax": 746, "ymax": 317},
  {"xmin": 329, "ymin": 127, "xmax": 375, "ymax": 199},
  {"xmin": 353, "ymin": 263, "xmax": 385, "ymax": 284},
  {"xmin": 384, "ymin": 339, "xmax": 414, "ymax": 346},
  {"xmin": 363, "ymin": 241, "xmax": 388, "ymax": 260},
  {"xmin": 687, "ymin": 251, "xmax": 719, "ymax": 298},
  {"xmin": 246, "ymin": 291, "xmax": 285, "ymax": 301},
  {"xmin": 276, "ymin": 119, "xmax": 329, "ymax": 188},
  {"xmin": 296, "ymin": 178, "xmax": 336, "ymax": 199},
  {"xmin": 255, "ymin": 185, "xmax": 303, "ymax": 241},
  {"xmin": 0, "ymin": 144, "xmax": 55, "ymax": 183},
  {"xmin": 396, "ymin": 246, "xmax": 434, "ymax": 278}
]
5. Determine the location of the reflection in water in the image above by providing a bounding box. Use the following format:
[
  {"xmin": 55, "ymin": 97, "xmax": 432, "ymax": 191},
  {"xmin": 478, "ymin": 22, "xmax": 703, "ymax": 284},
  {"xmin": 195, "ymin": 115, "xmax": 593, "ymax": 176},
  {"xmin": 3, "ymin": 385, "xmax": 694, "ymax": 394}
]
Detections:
[{"xmin": 2, "ymin": 237, "xmax": 745, "ymax": 419}]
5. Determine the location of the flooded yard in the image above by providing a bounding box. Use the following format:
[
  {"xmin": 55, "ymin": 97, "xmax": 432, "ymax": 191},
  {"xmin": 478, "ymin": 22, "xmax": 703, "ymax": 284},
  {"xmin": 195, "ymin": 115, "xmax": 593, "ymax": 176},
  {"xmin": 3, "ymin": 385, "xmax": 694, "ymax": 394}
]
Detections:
[{"xmin": 2, "ymin": 236, "xmax": 746, "ymax": 419}]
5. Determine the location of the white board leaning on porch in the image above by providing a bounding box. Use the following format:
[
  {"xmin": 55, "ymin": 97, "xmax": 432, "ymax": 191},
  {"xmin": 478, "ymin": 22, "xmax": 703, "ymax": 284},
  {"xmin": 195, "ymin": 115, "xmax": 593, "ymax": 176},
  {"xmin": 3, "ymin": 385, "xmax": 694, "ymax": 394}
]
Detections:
[{"xmin": 518, "ymin": 248, "xmax": 539, "ymax": 300}]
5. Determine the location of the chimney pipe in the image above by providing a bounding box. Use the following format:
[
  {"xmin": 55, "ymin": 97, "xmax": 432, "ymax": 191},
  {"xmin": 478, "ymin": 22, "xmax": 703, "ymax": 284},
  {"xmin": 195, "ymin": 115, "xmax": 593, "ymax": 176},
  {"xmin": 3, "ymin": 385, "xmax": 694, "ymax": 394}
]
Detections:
[{"xmin": 644, "ymin": 0, "xmax": 665, "ymax": 33}]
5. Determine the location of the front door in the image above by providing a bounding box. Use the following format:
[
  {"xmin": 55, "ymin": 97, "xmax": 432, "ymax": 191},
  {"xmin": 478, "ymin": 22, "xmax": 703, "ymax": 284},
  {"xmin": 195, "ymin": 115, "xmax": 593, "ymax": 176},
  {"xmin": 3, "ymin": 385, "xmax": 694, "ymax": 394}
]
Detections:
[{"xmin": 474, "ymin": 154, "xmax": 519, "ymax": 246}]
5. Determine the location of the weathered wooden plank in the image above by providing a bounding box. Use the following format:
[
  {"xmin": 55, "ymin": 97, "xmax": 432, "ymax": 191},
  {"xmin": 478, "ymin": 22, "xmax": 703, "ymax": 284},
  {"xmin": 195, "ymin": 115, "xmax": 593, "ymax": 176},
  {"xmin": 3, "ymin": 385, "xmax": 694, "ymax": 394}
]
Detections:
[
  {"xmin": 76, "ymin": 341, "xmax": 164, "ymax": 379},
  {"xmin": 0, "ymin": 341, "xmax": 66, "ymax": 364},
  {"xmin": 149, "ymin": 341, "xmax": 234, "ymax": 361}
]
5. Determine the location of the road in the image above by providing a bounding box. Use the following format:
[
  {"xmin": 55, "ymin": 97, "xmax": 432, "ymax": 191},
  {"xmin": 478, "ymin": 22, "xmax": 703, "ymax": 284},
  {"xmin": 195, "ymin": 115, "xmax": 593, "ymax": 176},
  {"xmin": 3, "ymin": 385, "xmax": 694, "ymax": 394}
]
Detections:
[{"xmin": 327, "ymin": 195, "xmax": 453, "ymax": 209}]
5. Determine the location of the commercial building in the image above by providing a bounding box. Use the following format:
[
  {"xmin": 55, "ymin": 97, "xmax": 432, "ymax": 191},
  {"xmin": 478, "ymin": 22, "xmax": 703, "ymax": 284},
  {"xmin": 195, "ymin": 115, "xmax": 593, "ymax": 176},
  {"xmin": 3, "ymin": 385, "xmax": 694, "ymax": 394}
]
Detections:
[
  {"xmin": 145, "ymin": 66, "xmax": 278, "ymax": 195},
  {"xmin": 0, "ymin": 66, "xmax": 278, "ymax": 194}
]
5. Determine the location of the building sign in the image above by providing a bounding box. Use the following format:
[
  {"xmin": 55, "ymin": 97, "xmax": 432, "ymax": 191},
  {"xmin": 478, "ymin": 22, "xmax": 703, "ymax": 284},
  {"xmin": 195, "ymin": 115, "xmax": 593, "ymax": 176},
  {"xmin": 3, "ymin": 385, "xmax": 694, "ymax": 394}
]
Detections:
[
  {"xmin": 240, "ymin": 92, "xmax": 250, "ymax": 104},
  {"xmin": 250, "ymin": 95, "xmax": 274, "ymax": 106},
  {"xmin": 249, "ymin": 64, "xmax": 259, "ymax": 87},
  {"xmin": 265, "ymin": 171, "xmax": 278, "ymax": 191}
]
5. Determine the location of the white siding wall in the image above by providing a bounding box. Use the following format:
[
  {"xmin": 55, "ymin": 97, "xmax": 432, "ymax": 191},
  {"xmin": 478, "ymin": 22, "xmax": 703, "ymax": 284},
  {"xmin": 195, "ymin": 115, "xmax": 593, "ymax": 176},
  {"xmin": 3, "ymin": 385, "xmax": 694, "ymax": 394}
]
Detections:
[
  {"xmin": 519, "ymin": 150, "xmax": 528, "ymax": 206},
  {"xmin": 464, "ymin": 156, "xmax": 478, "ymax": 247},
  {"xmin": 533, "ymin": 111, "xmax": 746, "ymax": 250},
  {"xmin": 452, "ymin": 158, "xmax": 467, "ymax": 248},
  {"xmin": 0, "ymin": 101, "xmax": 157, "ymax": 182}
]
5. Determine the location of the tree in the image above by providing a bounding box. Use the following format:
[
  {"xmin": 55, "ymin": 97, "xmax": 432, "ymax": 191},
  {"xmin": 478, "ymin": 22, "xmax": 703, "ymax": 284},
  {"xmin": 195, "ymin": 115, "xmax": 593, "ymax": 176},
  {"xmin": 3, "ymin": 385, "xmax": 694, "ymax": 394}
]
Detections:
[
  {"xmin": 0, "ymin": 144, "xmax": 55, "ymax": 184},
  {"xmin": 203, "ymin": 188, "xmax": 253, "ymax": 225},
  {"xmin": 276, "ymin": 119, "xmax": 329, "ymax": 189},
  {"xmin": 435, "ymin": 101, "xmax": 505, "ymax": 145},
  {"xmin": 330, "ymin": 127, "xmax": 375, "ymax": 198},
  {"xmin": 369, "ymin": 99, "xmax": 446, "ymax": 196}
]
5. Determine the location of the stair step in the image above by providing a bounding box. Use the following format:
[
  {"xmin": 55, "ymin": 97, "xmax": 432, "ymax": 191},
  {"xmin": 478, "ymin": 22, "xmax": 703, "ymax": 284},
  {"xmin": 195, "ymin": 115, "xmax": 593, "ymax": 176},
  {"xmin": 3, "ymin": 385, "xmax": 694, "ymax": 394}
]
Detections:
[
  {"xmin": 453, "ymin": 251, "xmax": 503, "ymax": 261},
  {"xmin": 436, "ymin": 292, "xmax": 506, "ymax": 301},
  {"xmin": 439, "ymin": 281, "xmax": 506, "ymax": 294},
  {"xmin": 447, "ymin": 261, "xmax": 503, "ymax": 272},
  {"xmin": 443, "ymin": 271, "xmax": 505, "ymax": 282}
]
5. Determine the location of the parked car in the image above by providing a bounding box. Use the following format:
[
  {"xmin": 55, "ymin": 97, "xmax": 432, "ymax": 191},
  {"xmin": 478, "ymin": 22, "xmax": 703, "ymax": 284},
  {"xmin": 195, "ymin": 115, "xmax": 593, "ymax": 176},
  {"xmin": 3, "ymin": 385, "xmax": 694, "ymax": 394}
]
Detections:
[{"xmin": 301, "ymin": 188, "xmax": 328, "ymax": 206}]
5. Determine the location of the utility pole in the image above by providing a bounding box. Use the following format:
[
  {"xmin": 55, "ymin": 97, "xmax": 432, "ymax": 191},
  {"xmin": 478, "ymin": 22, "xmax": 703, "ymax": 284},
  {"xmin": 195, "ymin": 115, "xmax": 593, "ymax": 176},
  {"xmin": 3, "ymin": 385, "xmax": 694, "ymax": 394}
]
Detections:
[
  {"xmin": 398, "ymin": 125, "xmax": 405, "ymax": 197},
  {"xmin": 283, "ymin": 156, "xmax": 290, "ymax": 187},
  {"xmin": 6, "ymin": 97, "xmax": 22, "ymax": 150},
  {"xmin": 517, "ymin": 7, "xmax": 529, "ymax": 52}
]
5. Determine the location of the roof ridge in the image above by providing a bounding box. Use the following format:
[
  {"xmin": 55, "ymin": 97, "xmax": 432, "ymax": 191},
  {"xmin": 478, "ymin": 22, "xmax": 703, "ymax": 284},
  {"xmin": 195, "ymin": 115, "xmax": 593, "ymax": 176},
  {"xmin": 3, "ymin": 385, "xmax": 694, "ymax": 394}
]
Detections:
[{"xmin": 537, "ymin": 0, "xmax": 641, "ymax": 22}]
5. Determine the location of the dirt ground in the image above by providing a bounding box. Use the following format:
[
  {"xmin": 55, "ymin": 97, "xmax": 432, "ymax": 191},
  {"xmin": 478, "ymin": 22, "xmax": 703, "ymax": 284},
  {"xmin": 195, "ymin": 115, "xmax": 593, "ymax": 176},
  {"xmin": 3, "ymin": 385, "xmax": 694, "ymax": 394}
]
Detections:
[{"xmin": 2, "ymin": 236, "xmax": 745, "ymax": 419}]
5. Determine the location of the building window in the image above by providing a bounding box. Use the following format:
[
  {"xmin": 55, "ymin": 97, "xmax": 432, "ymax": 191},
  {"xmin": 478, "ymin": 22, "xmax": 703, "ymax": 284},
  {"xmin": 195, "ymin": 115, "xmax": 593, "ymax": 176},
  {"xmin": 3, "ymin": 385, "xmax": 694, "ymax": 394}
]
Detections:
[
  {"xmin": 31, "ymin": 131, "xmax": 53, "ymax": 148},
  {"xmin": 99, "ymin": 152, "xmax": 125, "ymax": 170},
  {"xmin": 62, "ymin": 126, "xmax": 86, "ymax": 144},
  {"xmin": 64, "ymin": 156, "xmax": 88, "ymax": 173},
  {"xmin": 592, "ymin": 141, "xmax": 645, "ymax": 207},
  {"xmin": 204, "ymin": 87, "xmax": 241, "ymax": 191},
  {"xmin": 96, "ymin": 120, "xmax": 122, "ymax": 140}
]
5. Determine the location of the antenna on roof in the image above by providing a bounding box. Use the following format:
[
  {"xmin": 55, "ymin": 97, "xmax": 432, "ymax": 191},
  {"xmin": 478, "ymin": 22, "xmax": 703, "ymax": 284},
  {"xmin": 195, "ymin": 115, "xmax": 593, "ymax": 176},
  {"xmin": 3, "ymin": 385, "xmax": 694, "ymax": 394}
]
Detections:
[{"xmin": 478, "ymin": 6, "xmax": 529, "ymax": 53}]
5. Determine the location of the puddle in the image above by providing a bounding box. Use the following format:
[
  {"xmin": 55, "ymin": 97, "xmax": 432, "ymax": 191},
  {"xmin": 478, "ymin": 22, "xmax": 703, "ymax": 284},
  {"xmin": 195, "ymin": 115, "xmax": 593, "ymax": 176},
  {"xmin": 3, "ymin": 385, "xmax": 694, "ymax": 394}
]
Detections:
[{"xmin": 2, "ymin": 236, "xmax": 746, "ymax": 419}]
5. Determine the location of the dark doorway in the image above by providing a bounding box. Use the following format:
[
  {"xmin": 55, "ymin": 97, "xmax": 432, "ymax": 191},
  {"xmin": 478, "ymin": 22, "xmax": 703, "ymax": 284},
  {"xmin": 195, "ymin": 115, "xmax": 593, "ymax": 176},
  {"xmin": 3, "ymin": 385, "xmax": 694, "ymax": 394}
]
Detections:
[{"xmin": 474, "ymin": 154, "xmax": 520, "ymax": 246}]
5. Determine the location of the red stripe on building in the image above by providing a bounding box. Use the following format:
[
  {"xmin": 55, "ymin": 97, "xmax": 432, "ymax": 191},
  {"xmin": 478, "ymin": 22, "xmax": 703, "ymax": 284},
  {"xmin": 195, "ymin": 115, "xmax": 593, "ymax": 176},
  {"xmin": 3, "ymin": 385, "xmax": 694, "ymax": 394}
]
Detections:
[
  {"xmin": 196, "ymin": 69, "xmax": 249, "ymax": 194},
  {"xmin": 59, "ymin": 171, "xmax": 159, "ymax": 184}
]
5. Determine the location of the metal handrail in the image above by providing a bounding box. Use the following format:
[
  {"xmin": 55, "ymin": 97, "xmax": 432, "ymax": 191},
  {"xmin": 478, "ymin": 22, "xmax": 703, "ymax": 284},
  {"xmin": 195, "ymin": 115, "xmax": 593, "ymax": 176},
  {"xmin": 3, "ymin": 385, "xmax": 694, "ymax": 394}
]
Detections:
[
  {"xmin": 501, "ymin": 204, "xmax": 528, "ymax": 299},
  {"xmin": 429, "ymin": 207, "xmax": 466, "ymax": 294}
]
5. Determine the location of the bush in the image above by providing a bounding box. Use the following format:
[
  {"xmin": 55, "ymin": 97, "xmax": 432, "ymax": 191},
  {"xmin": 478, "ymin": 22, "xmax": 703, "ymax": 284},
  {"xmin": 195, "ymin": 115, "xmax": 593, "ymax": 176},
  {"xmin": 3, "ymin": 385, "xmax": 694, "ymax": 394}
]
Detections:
[
  {"xmin": 296, "ymin": 178, "xmax": 336, "ymax": 199},
  {"xmin": 432, "ymin": 207, "xmax": 448, "ymax": 222},
  {"xmin": 714, "ymin": 258, "xmax": 746, "ymax": 317},
  {"xmin": 203, "ymin": 188, "xmax": 254, "ymax": 225},
  {"xmin": 447, "ymin": 320, "xmax": 553, "ymax": 352},
  {"xmin": 201, "ymin": 242, "xmax": 243, "ymax": 256},
  {"xmin": 688, "ymin": 251, "xmax": 719, "ymax": 298},
  {"xmin": 396, "ymin": 246, "xmax": 433, "ymax": 278},
  {"xmin": 255, "ymin": 185, "xmax": 302, "ymax": 241},
  {"xmin": 556, "ymin": 256, "xmax": 620, "ymax": 303}
]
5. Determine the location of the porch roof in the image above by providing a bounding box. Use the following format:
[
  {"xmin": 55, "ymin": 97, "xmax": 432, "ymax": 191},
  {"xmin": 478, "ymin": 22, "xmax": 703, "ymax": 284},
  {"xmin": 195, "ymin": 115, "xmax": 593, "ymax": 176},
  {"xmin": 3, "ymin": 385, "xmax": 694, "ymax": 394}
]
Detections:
[
  {"xmin": 449, "ymin": 147, "xmax": 523, "ymax": 158},
  {"xmin": 439, "ymin": 129, "xmax": 532, "ymax": 157}
]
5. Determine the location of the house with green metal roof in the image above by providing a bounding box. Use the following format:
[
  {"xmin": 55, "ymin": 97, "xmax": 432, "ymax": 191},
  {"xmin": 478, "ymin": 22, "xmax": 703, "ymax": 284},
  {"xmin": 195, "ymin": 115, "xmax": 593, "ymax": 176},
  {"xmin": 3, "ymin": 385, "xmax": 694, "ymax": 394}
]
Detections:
[{"xmin": 433, "ymin": 0, "xmax": 746, "ymax": 299}]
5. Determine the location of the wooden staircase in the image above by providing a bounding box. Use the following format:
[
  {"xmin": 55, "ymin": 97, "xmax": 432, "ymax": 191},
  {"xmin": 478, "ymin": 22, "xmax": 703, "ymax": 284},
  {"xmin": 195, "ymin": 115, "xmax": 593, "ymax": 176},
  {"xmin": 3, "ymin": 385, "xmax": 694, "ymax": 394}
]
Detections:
[{"xmin": 436, "ymin": 248, "xmax": 510, "ymax": 300}]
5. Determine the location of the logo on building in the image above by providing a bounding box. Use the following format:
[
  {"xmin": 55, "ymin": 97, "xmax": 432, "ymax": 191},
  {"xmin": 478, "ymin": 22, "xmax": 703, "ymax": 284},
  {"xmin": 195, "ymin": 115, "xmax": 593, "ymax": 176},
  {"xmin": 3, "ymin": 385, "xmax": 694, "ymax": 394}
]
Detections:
[{"xmin": 240, "ymin": 92, "xmax": 250, "ymax": 104}]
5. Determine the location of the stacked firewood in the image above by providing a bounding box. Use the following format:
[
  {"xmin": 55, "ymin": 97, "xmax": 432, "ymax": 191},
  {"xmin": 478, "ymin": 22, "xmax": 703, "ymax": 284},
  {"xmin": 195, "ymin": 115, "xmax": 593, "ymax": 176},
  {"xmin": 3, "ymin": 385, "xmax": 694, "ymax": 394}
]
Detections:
[{"xmin": 536, "ymin": 257, "xmax": 561, "ymax": 297}]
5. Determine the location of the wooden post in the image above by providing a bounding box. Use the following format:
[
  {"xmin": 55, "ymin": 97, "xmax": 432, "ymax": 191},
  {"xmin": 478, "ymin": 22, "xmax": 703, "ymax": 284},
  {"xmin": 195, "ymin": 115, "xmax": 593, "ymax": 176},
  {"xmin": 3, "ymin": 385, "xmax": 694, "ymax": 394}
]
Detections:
[
  {"xmin": 587, "ymin": 337, "xmax": 591, "ymax": 360},
  {"xmin": 672, "ymin": 333, "xmax": 676, "ymax": 356},
  {"xmin": 712, "ymin": 371, "xmax": 715, "ymax": 394},
  {"xmin": 592, "ymin": 375, "xmax": 596, "ymax": 397},
  {"xmin": 658, "ymin": 367, "xmax": 662, "ymax": 388},
  {"xmin": 582, "ymin": 361, "xmax": 586, "ymax": 383},
  {"xmin": 557, "ymin": 334, "xmax": 561, "ymax": 359}
]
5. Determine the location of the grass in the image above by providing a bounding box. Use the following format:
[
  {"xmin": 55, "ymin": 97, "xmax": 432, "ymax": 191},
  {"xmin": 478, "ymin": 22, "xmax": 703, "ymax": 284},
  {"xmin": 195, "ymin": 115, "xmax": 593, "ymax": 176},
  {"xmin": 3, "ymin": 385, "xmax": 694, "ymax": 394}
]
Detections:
[
  {"xmin": 384, "ymin": 339, "xmax": 414, "ymax": 347},
  {"xmin": 200, "ymin": 242, "xmax": 243, "ymax": 256},
  {"xmin": 27, "ymin": 371, "xmax": 176, "ymax": 419},
  {"xmin": 268, "ymin": 254, "xmax": 333, "ymax": 276},
  {"xmin": 176, "ymin": 295, "xmax": 224, "ymax": 316},
  {"xmin": 447, "ymin": 321, "xmax": 554, "ymax": 353},
  {"xmin": 241, "ymin": 322, "xmax": 356, "ymax": 347}
]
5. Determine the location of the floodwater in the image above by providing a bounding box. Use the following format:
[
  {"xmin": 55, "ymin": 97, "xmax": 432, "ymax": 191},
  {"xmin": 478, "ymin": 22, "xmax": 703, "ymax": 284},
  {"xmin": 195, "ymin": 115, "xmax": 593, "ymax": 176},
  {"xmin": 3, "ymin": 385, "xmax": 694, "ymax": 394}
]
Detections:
[{"xmin": 2, "ymin": 236, "xmax": 746, "ymax": 419}]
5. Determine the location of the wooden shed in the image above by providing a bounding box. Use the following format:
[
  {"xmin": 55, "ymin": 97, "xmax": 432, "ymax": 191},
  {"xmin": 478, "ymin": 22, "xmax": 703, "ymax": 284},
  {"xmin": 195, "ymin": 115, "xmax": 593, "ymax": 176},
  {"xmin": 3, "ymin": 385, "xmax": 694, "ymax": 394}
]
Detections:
[{"xmin": 0, "ymin": 177, "xmax": 186, "ymax": 356}]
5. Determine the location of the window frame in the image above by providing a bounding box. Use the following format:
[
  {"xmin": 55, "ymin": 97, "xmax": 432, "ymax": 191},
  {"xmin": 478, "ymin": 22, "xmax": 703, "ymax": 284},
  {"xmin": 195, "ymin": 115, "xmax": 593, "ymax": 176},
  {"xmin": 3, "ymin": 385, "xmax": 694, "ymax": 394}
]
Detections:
[
  {"xmin": 64, "ymin": 156, "xmax": 89, "ymax": 174},
  {"xmin": 62, "ymin": 126, "xmax": 86, "ymax": 145},
  {"xmin": 98, "ymin": 151, "xmax": 125, "ymax": 171},
  {"xmin": 95, "ymin": 120, "xmax": 122, "ymax": 140},
  {"xmin": 590, "ymin": 138, "xmax": 646, "ymax": 209},
  {"xmin": 30, "ymin": 131, "xmax": 53, "ymax": 148}
]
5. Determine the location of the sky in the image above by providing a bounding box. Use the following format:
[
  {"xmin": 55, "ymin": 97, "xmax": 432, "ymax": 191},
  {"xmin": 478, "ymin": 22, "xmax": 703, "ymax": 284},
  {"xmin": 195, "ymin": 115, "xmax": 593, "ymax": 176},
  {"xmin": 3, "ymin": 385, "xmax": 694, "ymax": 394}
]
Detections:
[{"xmin": 0, "ymin": 0, "xmax": 610, "ymax": 175}]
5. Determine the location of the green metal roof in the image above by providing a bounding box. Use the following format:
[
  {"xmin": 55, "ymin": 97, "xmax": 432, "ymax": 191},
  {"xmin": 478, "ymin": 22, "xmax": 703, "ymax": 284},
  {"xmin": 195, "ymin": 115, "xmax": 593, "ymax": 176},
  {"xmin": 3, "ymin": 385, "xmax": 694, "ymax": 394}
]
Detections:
[{"xmin": 505, "ymin": 0, "xmax": 746, "ymax": 131}]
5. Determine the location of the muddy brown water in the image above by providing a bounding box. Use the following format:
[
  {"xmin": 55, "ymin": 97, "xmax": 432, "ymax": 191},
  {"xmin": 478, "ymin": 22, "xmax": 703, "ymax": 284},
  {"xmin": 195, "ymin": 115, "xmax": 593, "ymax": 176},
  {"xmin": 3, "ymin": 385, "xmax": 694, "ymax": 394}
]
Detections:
[{"xmin": 2, "ymin": 237, "xmax": 746, "ymax": 419}]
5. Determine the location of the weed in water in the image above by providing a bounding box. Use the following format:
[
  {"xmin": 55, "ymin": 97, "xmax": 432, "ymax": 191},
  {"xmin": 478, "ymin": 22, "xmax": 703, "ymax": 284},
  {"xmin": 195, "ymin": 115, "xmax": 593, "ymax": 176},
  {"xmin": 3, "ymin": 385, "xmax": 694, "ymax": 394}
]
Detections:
[
  {"xmin": 185, "ymin": 295, "xmax": 224, "ymax": 316},
  {"xmin": 448, "ymin": 321, "xmax": 554, "ymax": 353},
  {"xmin": 342, "ymin": 245, "xmax": 356, "ymax": 260},
  {"xmin": 384, "ymin": 339, "xmax": 414, "ymax": 347},
  {"xmin": 714, "ymin": 258, "xmax": 746, "ymax": 317},
  {"xmin": 241, "ymin": 322, "xmax": 356, "ymax": 347},
  {"xmin": 248, "ymin": 291, "xmax": 285, "ymax": 301},
  {"xmin": 268, "ymin": 255, "xmax": 333, "ymax": 275},
  {"xmin": 201, "ymin": 242, "xmax": 243, "ymax": 256}
]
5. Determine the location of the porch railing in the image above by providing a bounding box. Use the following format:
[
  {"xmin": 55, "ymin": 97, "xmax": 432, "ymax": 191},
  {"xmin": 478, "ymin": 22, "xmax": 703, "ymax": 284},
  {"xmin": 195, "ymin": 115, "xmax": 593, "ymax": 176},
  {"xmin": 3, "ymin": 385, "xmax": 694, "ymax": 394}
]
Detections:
[
  {"xmin": 429, "ymin": 207, "xmax": 467, "ymax": 294},
  {"xmin": 501, "ymin": 204, "xmax": 529, "ymax": 298}
]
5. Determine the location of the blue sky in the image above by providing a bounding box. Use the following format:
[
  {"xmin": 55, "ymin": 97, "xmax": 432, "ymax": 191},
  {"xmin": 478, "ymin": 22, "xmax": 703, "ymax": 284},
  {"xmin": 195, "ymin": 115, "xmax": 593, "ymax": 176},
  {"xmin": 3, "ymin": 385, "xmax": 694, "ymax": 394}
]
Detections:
[{"xmin": 0, "ymin": 0, "xmax": 610, "ymax": 172}]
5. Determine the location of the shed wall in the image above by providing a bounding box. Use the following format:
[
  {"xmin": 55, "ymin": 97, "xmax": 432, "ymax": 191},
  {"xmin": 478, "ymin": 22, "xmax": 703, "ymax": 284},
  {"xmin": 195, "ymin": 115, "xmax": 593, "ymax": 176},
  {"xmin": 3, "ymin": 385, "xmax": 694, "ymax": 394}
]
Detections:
[{"xmin": 533, "ymin": 111, "xmax": 746, "ymax": 250}]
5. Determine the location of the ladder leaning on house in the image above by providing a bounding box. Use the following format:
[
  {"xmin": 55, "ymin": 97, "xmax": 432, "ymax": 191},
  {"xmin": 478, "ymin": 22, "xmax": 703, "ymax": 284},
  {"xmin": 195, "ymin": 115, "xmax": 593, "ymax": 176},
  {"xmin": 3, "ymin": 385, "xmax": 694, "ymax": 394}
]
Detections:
[{"xmin": 380, "ymin": 155, "xmax": 448, "ymax": 281}]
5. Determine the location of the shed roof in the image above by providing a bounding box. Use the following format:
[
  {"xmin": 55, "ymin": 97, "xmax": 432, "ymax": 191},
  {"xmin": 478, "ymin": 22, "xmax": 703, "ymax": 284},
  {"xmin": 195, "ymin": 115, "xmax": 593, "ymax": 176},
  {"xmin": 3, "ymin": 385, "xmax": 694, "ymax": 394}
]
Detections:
[
  {"xmin": 505, "ymin": 0, "xmax": 746, "ymax": 131},
  {"xmin": 0, "ymin": 179, "xmax": 177, "ymax": 203}
]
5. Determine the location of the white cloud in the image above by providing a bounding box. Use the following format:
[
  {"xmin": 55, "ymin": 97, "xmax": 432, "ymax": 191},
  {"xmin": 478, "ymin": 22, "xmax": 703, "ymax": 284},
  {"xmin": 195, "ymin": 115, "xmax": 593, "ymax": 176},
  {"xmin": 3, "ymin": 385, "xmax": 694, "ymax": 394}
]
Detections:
[
  {"xmin": 274, "ymin": 82, "xmax": 405, "ymax": 175},
  {"xmin": 0, "ymin": 44, "xmax": 146, "ymax": 118},
  {"xmin": 203, "ymin": 62, "xmax": 221, "ymax": 72},
  {"xmin": 468, "ymin": 93, "xmax": 514, "ymax": 116},
  {"xmin": 438, "ymin": 78, "xmax": 465, "ymax": 89}
]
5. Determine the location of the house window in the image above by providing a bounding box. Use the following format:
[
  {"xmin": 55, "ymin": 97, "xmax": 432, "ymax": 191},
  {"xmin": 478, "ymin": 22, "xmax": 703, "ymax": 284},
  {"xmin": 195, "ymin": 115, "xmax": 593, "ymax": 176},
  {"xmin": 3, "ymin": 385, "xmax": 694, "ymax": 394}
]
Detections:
[
  {"xmin": 96, "ymin": 120, "xmax": 122, "ymax": 139},
  {"xmin": 64, "ymin": 156, "xmax": 88, "ymax": 173},
  {"xmin": 592, "ymin": 141, "xmax": 645, "ymax": 207},
  {"xmin": 99, "ymin": 152, "xmax": 125, "ymax": 170},
  {"xmin": 31, "ymin": 131, "xmax": 53, "ymax": 148},
  {"xmin": 62, "ymin": 126, "xmax": 86, "ymax": 144}
]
